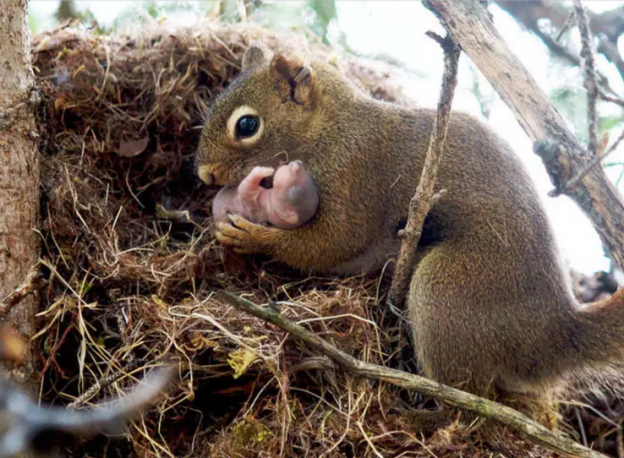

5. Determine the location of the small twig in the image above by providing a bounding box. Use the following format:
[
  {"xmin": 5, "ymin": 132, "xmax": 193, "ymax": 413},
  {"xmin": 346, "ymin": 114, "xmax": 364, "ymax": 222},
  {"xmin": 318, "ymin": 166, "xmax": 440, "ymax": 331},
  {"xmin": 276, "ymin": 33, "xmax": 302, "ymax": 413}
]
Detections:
[
  {"xmin": 67, "ymin": 360, "xmax": 139, "ymax": 409},
  {"xmin": 218, "ymin": 291, "xmax": 608, "ymax": 458},
  {"xmin": 574, "ymin": 0, "xmax": 599, "ymax": 154},
  {"xmin": 289, "ymin": 356, "xmax": 337, "ymax": 373},
  {"xmin": 498, "ymin": 1, "xmax": 620, "ymax": 97},
  {"xmin": 555, "ymin": 127, "xmax": 624, "ymax": 194},
  {"xmin": 555, "ymin": 10, "xmax": 576, "ymax": 44},
  {"xmin": 40, "ymin": 321, "xmax": 73, "ymax": 376},
  {"xmin": 575, "ymin": 407, "xmax": 588, "ymax": 447},
  {"xmin": 387, "ymin": 32, "xmax": 460, "ymax": 308},
  {"xmin": 598, "ymin": 90, "xmax": 624, "ymax": 109},
  {"xmin": 0, "ymin": 267, "xmax": 46, "ymax": 318},
  {"xmin": 597, "ymin": 35, "xmax": 624, "ymax": 86},
  {"xmin": 617, "ymin": 421, "xmax": 624, "ymax": 458},
  {"xmin": 559, "ymin": 400, "xmax": 620, "ymax": 428}
]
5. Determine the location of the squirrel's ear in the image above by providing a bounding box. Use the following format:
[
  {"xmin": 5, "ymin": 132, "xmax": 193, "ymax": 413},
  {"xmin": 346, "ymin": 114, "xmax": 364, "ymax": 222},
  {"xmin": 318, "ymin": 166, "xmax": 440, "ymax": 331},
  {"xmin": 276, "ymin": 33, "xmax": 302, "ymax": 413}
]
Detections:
[
  {"xmin": 270, "ymin": 53, "xmax": 315, "ymax": 106},
  {"xmin": 242, "ymin": 42, "xmax": 273, "ymax": 71}
]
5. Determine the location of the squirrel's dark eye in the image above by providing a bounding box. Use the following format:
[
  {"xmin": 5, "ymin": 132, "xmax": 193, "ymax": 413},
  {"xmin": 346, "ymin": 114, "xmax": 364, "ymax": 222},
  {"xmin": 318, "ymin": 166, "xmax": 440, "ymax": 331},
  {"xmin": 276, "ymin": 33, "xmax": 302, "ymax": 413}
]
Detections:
[
  {"xmin": 236, "ymin": 115, "xmax": 260, "ymax": 139},
  {"xmin": 227, "ymin": 106, "xmax": 263, "ymax": 143}
]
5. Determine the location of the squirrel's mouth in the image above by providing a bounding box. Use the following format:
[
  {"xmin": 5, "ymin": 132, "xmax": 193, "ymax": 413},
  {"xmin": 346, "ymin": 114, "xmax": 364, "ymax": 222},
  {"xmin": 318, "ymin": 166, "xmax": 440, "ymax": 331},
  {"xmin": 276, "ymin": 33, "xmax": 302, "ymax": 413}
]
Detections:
[
  {"xmin": 199, "ymin": 161, "xmax": 279, "ymax": 188},
  {"xmin": 228, "ymin": 163, "xmax": 277, "ymax": 189},
  {"xmin": 230, "ymin": 168, "xmax": 274, "ymax": 189},
  {"xmin": 259, "ymin": 175, "xmax": 274, "ymax": 189},
  {"xmin": 231, "ymin": 165, "xmax": 274, "ymax": 189},
  {"xmin": 197, "ymin": 162, "xmax": 249, "ymax": 187}
]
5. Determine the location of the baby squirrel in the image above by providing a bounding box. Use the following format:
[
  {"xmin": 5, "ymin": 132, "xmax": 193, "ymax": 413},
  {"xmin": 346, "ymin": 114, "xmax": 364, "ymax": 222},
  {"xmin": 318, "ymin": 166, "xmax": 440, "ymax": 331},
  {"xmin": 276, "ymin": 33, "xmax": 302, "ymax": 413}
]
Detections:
[
  {"xmin": 212, "ymin": 160, "xmax": 318, "ymax": 229},
  {"xmin": 197, "ymin": 42, "xmax": 624, "ymax": 402}
]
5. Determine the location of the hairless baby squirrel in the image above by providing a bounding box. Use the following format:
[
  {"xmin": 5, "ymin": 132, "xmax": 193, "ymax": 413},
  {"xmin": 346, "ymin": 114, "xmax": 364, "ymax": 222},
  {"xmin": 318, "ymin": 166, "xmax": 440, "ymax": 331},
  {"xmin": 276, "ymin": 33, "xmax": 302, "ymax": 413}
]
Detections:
[{"xmin": 212, "ymin": 160, "xmax": 318, "ymax": 229}]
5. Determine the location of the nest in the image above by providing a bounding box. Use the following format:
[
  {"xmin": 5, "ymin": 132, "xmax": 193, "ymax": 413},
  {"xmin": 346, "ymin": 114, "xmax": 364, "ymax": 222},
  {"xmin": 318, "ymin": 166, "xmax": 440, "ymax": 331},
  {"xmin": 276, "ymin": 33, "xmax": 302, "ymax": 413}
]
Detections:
[{"xmin": 29, "ymin": 19, "xmax": 617, "ymax": 458}]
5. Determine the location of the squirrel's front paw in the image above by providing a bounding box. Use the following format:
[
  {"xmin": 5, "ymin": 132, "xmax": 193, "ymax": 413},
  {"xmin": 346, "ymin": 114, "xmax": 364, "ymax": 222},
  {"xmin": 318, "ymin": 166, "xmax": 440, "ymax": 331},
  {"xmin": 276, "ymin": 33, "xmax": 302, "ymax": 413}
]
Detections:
[{"xmin": 215, "ymin": 214, "xmax": 278, "ymax": 254}]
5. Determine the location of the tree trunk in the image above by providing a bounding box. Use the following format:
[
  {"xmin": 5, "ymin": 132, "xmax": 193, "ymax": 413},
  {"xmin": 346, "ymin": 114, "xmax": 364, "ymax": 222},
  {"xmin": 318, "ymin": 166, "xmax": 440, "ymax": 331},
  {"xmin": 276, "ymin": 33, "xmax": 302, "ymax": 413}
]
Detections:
[{"xmin": 0, "ymin": 0, "xmax": 40, "ymax": 392}]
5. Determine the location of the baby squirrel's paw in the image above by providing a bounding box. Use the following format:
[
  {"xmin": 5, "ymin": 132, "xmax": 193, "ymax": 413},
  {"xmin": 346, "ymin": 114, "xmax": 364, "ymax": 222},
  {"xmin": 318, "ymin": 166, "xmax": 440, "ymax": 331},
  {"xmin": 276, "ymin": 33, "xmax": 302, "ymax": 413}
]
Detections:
[{"xmin": 216, "ymin": 214, "xmax": 279, "ymax": 254}]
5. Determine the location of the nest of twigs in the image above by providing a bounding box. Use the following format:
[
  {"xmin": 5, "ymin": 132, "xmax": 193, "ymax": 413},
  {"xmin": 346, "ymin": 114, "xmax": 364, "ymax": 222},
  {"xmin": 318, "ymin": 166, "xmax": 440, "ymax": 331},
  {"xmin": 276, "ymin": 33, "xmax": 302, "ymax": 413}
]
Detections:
[{"xmin": 29, "ymin": 18, "xmax": 621, "ymax": 458}]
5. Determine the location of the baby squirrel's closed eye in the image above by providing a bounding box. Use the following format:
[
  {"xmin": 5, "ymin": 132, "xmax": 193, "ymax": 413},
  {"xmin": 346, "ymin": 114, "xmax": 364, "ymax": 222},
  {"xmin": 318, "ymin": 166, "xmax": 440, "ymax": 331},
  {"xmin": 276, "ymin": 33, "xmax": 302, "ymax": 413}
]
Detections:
[{"xmin": 286, "ymin": 185, "xmax": 303, "ymax": 203}]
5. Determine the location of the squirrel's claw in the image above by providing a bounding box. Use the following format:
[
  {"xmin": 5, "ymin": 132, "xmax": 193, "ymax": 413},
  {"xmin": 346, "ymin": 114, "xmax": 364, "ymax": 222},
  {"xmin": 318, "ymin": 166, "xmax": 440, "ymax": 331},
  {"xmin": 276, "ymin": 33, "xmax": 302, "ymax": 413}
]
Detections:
[
  {"xmin": 215, "ymin": 222, "xmax": 250, "ymax": 252},
  {"xmin": 216, "ymin": 214, "xmax": 277, "ymax": 254}
]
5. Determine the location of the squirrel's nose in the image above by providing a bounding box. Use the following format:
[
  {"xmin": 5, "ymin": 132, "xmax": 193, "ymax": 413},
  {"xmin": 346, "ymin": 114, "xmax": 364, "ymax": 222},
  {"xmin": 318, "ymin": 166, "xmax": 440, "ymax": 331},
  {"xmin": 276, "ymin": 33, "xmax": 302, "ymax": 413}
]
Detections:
[{"xmin": 203, "ymin": 173, "xmax": 215, "ymax": 185}]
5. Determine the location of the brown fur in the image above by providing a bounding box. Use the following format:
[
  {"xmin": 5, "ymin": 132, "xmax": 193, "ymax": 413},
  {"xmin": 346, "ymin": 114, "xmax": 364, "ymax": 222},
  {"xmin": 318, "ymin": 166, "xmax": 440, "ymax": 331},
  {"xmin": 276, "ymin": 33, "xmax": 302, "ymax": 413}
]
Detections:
[{"xmin": 196, "ymin": 42, "xmax": 624, "ymax": 404}]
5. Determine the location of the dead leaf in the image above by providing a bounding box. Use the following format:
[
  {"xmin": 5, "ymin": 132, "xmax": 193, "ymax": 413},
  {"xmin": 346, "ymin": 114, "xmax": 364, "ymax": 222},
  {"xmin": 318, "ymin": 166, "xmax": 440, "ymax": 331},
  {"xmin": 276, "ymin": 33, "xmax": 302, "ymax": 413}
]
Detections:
[{"xmin": 116, "ymin": 136, "xmax": 149, "ymax": 157}]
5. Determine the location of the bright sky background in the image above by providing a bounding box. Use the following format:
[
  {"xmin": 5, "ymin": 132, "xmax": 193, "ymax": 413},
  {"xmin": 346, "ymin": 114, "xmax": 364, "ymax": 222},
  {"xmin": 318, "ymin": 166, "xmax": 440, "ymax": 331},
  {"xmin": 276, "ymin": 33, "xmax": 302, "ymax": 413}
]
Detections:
[{"xmin": 29, "ymin": 1, "xmax": 624, "ymax": 275}]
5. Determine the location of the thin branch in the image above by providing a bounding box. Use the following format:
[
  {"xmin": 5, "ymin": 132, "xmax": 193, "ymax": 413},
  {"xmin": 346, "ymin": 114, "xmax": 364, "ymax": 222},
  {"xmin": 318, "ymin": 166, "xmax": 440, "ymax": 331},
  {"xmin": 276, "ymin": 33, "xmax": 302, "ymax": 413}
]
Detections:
[
  {"xmin": 575, "ymin": 406, "xmax": 588, "ymax": 447},
  {"xmin": 597, "ymin": 35, "xmax": 624, "ymax": 86},
  {"xmin": 599, "ymin": 90, "xmax": 624, "ymax": 108},
  {"xmin": 0, "ymin": 267, "xmax": 46, "ymax": 318},
  {"xmin": 67, "ymin": 360, "xmax": 139, "ymax": 409},
  {"xmin": 574, "ymin": 0, "xmax": 599, "ymax": 154},
  {"xmin": 555, "ymin": 10, "xmax": 576, "ymax": 43},
  {"xmin": 387, "ymin": 32, "xmax": 460, "ymax": 308},
  {"xmin": 289, "ymin": 356, "xmax": 337, "ymax": 373},
  {"xmin": 559, "ymin": 128, "xmax": 624, "ymax": 193},
  {"xmin": 496, "ymin": 1, "xmax": 624, "ymax": 96},
  {"xmin": 218, "ymin": 291, "xmax": 608, "ymax": 458}
]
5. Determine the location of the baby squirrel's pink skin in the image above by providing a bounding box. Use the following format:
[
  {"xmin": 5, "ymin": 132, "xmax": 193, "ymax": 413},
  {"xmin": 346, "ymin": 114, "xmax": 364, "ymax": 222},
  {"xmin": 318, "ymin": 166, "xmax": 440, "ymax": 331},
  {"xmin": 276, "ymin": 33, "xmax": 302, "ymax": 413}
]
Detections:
[{"xmin": 212, "ymin": 160, "xmax": 318, "ymax": 229}]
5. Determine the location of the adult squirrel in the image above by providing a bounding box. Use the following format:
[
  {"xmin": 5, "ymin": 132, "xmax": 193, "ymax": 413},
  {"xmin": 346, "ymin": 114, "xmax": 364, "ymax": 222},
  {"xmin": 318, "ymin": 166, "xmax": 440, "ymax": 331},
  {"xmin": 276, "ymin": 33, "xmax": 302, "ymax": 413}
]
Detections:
[{"xmin": 197, "ymin": 42, "xmax": 624, "ymax": 402}]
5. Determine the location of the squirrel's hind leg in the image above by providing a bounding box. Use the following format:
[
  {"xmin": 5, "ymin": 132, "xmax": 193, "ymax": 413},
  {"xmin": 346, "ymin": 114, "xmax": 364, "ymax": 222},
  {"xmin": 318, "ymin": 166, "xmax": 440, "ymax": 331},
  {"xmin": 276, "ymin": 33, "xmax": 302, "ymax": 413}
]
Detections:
[{"xmin": 407, "ymin": 242, "xmax": 565, "ymax": 430}]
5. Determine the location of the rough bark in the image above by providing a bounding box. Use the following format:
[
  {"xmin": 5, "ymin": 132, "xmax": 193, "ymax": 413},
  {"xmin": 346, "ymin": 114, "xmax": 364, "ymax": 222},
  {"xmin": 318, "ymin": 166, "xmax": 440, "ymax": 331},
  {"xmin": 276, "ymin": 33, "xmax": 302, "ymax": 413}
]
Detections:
[
  {"xmin": 0, "ymin": 0, "xmax": 40, "ymax": 391},
  {"xmin": 428, "ymin": 0, "xmax": 624, "ymax": 270}
]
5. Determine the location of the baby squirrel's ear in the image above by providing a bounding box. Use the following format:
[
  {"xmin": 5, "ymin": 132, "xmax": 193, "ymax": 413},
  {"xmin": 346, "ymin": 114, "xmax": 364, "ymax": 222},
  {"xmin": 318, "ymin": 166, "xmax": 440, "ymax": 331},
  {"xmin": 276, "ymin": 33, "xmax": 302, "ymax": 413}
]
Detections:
[
  {"xmin": 270, "ymin": 52, "xmax": 315, "ymax": 106},
  {"xmin": 242, "ymin": 41, "xmax": 273, "ymax": 71}
]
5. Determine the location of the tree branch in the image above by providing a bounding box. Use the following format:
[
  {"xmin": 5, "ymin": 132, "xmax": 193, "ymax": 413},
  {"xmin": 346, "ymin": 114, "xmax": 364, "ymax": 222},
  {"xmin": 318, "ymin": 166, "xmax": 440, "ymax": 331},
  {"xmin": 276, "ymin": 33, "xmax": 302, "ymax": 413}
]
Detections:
[
  {"xmin": 597, "ymin": 35, "xmax": 624, "ymax": 87},
  {"xmin": 388, "ymin": 32, "xmax": 459, "ymax": 307},
  {"xmin": 427, "ymin": 0, "xmax": 624, "ymax": 270},
  {"xmin": 217, "ymin": 291, "xmax": 608, "ymax": 458},
  {"xmin": 497, "ymin": 1, "xmax": 624, "ymax": 88},
  {"xmin": 574, "ymin": 0, "xmax": 598, "ymax": 155},
  {"xmin": 0, "ymin": 267, "xmax": 46, "ymax": 318}
]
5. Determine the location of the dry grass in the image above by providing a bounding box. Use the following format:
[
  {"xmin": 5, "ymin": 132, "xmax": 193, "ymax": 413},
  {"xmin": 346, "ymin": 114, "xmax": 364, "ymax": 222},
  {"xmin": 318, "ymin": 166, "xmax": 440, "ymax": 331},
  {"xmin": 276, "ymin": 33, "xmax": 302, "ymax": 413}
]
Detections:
[{"xmin": 28, "ymin": 19, "xmax": 618, "ymax": 458}]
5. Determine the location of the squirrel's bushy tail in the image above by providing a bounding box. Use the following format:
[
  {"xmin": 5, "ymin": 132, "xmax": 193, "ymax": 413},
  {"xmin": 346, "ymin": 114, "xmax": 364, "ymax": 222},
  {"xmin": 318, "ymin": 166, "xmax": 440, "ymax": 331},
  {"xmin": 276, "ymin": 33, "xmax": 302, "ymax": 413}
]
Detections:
[{"xmin": 569, "ymin": 287, "xmax": 624, "ymax": 372}]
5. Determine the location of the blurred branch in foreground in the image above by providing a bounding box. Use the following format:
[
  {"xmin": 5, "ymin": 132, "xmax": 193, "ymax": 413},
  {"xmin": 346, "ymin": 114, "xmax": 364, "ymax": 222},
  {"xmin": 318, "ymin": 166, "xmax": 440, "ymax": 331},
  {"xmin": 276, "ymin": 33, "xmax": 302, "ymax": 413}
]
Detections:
[
  {"xmin": 0, "ymin": 360, "xmax": 171, "ymax": 458},
  {"xmin": 0, "ymin": 277, "xmax": 171, "ymax": 458}
]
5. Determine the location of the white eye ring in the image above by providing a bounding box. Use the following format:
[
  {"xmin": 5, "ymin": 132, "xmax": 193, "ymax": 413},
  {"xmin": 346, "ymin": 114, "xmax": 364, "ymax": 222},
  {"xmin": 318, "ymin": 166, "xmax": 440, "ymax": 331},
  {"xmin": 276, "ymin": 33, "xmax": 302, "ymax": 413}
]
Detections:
[{"xmin": 227, "ymin": 105, "xmax": 264, "ymax": 145}]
